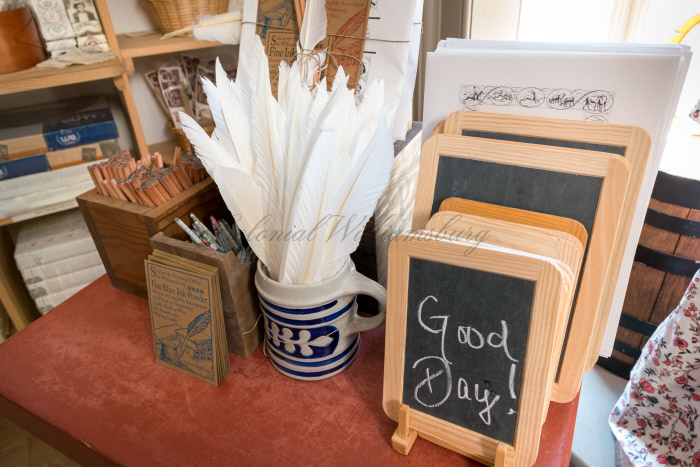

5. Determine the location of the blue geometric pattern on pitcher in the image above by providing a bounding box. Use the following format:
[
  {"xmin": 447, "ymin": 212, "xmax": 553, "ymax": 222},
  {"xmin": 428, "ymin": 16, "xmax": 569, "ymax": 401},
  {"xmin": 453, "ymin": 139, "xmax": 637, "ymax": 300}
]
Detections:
[
  {"xmin": 265, "ymin": 321, "xmax": 339, "ymax": 358},
  {"xmin": 260, "ymin": 297, "xmax": 339, "ymax": 315},
  {"xmin": 260, "ymin": 298, "xmax": 355, "ymax": 326}
]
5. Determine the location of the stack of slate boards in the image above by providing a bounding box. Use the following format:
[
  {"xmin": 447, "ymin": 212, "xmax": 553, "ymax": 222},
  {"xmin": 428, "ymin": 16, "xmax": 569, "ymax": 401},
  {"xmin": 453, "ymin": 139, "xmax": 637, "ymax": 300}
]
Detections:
[
  {"xmin": 382, "ymin": 112, "xmax": 650, "ymax": 466},
  {"xmin": 422, "ymin": 40, "xmax": 690, "ymax": 362}
]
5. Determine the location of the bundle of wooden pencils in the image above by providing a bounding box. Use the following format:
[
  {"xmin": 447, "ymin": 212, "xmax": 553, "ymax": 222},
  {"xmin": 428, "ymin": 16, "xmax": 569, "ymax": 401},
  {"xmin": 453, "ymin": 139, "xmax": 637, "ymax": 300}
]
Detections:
[
  {"xmin": 87, "ymin": 148, "xmax": 209, "ymax": 206},
  {"xmin": 175, "ymin": 151, "xmax": 207, "ymax": 184}
]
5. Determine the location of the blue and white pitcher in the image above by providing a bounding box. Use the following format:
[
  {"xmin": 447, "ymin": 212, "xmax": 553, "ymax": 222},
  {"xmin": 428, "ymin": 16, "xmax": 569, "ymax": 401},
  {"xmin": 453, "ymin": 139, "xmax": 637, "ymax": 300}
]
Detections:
[{"xmin": 255, "ymin": 258, "xmax": 387, "ymax": 381}]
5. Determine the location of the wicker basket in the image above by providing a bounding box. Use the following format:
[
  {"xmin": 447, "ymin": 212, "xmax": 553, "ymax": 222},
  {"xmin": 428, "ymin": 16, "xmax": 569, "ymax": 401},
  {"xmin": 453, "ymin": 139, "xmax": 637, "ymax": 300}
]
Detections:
[
  {"xmin": 168, "ymin": 120, "xmax": 214, "ymax": 154},
  {"xmin": 144, "ymin": 0, "xmax": 229, "ymax": 34}
]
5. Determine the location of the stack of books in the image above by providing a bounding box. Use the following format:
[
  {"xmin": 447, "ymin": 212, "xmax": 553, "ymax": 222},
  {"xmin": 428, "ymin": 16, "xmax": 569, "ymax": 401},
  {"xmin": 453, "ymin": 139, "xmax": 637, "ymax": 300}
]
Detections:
[
  {"xmin": 146, "ymin": 249, "xmax": 229, "ymax": 386},
  {"xmin": 0, "ymin": 97, "xmax": 119, "ymax": 180},
  {"xmin": 14, "ymin": 210, "xmax": 105, "ymax": 315},
  {"xmin": 0, "ymin": 97, "xmax": 120, "ymax": 222}
]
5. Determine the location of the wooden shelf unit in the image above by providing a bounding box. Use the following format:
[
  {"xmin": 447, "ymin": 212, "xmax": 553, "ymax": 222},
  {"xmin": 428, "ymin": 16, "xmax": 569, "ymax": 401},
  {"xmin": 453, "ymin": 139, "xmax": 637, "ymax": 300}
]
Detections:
[
  {"xmin": 0, "ymin": 58, "xmax": 124, "ymax": 96},
  {"xmin": 0, "ymin": 0, "xmax": 226, "ymax": 333},
  {"xmin": 118, "ymin": 32, "xmax": 223, "ymax": 58}
]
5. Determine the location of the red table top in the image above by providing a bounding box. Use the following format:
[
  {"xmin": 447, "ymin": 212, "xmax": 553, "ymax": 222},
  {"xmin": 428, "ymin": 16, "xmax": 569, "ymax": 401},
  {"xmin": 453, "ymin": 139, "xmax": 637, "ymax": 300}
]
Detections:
[{"xmin": 0, "ymin": 276, "xmax": 579, "ymax": 466}]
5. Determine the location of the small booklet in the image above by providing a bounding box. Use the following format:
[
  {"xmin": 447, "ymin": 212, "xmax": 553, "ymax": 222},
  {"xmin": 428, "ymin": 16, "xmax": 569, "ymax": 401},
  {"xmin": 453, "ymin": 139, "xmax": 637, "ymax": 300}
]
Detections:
[{"xmin": 145, "ymin": 250, "xmax": 229, "ymax": 386}]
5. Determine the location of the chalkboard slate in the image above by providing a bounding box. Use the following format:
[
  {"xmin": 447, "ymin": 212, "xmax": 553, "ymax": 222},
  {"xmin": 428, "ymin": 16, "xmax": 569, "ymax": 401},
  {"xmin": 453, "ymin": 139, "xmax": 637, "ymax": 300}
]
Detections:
[
  {"xmin": 434, "ymin": 114, "xmax": 644, "ymax": 402},
  {"xmin": 460, "ymin": 129, "xmax": 627, "ymax": 156},
  {"xmin": 430, "ymin": 157, "xmax": 603, "ymax": 229},
  {"xmin": 430, "ymin": 157, "xmax": 601, "ymax": 382},
  {"xmin": 402, "ymin": 258, "xmax": 534, "ymax": 445},
  {"xmin": 384, "ymin": 233, "xmax": 569, "ymax": 464}
]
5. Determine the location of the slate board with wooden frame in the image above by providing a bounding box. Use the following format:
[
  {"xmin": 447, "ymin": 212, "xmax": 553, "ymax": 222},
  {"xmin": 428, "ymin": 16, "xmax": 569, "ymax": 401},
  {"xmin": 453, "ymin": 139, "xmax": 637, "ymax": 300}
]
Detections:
[
  {"xmin": 412, "ymin": 134, "xmax": 631, "ymax": 403},
  {"xmin": 438, "ymin": 111, "xmax": 651, "ymax": 373},
  {"xmin": 383, "ymin": 233, "xmax": 570, "ymax": 466},
  {"xmin": 440, "ymin": 198, "xmax": 588, "ymax": 251},
  {"xmin": 437, "ymin": 199, "xmax": 594, "ymax": 403},
  {"xmin": 425, "ymin": 210, "xmax": 583, "ymax": 414}
]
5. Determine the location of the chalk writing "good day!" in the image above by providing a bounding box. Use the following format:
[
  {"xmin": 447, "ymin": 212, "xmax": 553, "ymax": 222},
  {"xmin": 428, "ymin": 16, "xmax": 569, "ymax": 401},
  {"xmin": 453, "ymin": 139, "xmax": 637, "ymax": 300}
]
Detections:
[{"xmin": 412, "ymin": 296, "xmax": 519, "ymax": 426}]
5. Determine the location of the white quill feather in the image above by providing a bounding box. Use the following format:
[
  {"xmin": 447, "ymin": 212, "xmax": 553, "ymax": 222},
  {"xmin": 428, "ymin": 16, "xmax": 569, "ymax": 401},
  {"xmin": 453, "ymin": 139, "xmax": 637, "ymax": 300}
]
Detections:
[
  {"xmin": 182, "ymin": 31, "xmax": 394, "ymax": 285},
  {"xmin": 179, "ymin": 112, "xmax": 268, "ymax": 265},
  {"xmin": 249, "ymin": 44, "xmax": 285, "ymax": 280},
  {"xmin": 322, "ymin": 115, "xmax": 393, "ymax": 279},
  {"xmin": 192, "ymin": 12, "xmax": 242, "ymax": 45},
  {"xmin": 161, "ymin": 11, "xmax": 242, "ymax": 45},
  {"xmin": 298, "ymin": 0, "xmax": 327, "ymax": 87}
]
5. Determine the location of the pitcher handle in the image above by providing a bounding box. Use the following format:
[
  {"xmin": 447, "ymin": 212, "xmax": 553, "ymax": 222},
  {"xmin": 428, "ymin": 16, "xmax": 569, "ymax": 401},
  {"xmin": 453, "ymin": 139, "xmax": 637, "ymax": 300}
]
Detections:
[{"xmin": 342, "ymin": 267, "xmax": 387, "ymax": 334}]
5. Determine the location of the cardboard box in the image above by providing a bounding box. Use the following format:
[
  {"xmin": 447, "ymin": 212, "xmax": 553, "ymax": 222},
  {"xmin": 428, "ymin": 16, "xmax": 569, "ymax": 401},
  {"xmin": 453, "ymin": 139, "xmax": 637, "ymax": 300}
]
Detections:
[
  {"xmin": 35, "ymin": 282, "xmax": 90, "ymax": 315},
  {"xmin": 0, "ymin": 128, "xmax": 47, "ymax": 160},
  {"xmin": 0, "ymin": 140, "xmax": 117, "ymax": 180},
  {"xmin": 20, "ymin": 250, "xmax": 103, "ymax": 284},
  {"xmin": 0, "ymin": 97, "xmax": 118, "ymax": 158},
  {"xmin": 46, "ymin": 38, "xmax": 77, "ymax": 52},
  {"xmin": 149, "ymin": 232, "xmax": 261, "ymax": 358},
  {"xmin": 14, "ymin": 211, "xmax": 98, "ymax": 270},
  {"xmin": 0, "ymin": 154, "xmax": 51, "ymax": 180},
  {"xmin": 43, "ymin": 106, "xmax": 118, "ymax": 151},
  {"xmin": 27, "ymin": 264, "xmax": 105, "ymax": 298},
  {"xmin": 63, "ymin": 0, "xmax": 104, "ymax": 36},
  {"xmin": 28, "ymin": 0, "xmax": 74, "ymax": 41}
]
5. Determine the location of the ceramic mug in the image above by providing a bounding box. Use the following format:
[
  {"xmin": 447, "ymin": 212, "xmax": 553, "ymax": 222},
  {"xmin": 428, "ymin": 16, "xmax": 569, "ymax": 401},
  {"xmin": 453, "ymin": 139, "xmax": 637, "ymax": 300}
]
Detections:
[{"xmin": 255, "ymin": 258, "xmax": 387, "ymax": 381}]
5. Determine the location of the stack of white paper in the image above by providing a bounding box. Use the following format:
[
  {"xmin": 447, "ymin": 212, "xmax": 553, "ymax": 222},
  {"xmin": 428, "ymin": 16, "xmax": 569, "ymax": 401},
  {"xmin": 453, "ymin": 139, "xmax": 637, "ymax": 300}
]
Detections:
[
  {"xmin": 389, "ymin": 0, "xmax": 424, "ymax": 140},
  {"xmin": 356, "ymin": 0, "xmax": 421, "ymax": 141},
  {"xmin": 239, "ymin": 0, "xmax": 423, "ymax": 141},
  {"xmin": 0, "ymin": 161, "xmax": 94, "ymax": 221},
  {"xmin": 422, "ymin": 40, "xmax": 691, "ymax": 356}
]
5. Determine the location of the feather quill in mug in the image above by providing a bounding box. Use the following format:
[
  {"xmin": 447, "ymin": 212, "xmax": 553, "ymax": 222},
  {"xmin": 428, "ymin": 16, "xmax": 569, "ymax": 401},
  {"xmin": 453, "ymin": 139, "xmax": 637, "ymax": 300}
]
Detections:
[{"xmin": 180, "ymin": 35, "xmax": 393, "ymax": 285}]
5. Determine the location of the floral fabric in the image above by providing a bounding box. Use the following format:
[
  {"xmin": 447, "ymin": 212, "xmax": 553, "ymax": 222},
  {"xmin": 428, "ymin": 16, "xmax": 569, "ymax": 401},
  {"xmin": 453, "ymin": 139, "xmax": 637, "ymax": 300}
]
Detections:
[{"xmin": 610, "ymin": 272, "xmax": 700, "ymax": 467}]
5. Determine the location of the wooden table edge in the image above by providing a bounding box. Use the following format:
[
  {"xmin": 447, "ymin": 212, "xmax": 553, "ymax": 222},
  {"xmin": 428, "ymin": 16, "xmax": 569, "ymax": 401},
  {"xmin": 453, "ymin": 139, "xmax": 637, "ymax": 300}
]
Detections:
[{"xmin": 0, "ymin": 394, "xmax": 117, "ymax": 466}]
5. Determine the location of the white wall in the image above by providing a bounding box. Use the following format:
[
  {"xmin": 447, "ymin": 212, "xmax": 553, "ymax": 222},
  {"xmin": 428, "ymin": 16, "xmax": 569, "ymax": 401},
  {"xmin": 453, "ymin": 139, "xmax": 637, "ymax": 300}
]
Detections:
[
  {"xmin": 518, "ymin": 0, "xmax": 617, "ymax": 42},
  {"xmin": 637, "ymin": 1, "xmax": 700, "ymax": 176},
  {"xmin": 639, "ymin": 0, "xmax": 700, "ymax": 116}
]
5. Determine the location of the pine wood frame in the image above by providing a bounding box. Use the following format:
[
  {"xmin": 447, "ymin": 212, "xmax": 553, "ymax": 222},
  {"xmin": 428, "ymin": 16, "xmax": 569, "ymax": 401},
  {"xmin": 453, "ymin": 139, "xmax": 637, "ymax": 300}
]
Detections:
[
  {"xmin": 440, "ymin": 199, "xmax": 588, "ymax": 252},
  {"xmin": 383, "ymin": 234, "xmax": 569, "ymax": 466},
  {"xmin": 425, "ymin": 210, "xmax": 583, "ymax": 411},
  {"xmin": 438, "ymin": 111, "xmax": 651, "ymax": 374},
  {"xmin": 412, "ymin": 134, "xmax": 632, "ymax": 402},
  {"xmin": 437, "ymin": 199, "xmax": 593, "ymax": 404}
]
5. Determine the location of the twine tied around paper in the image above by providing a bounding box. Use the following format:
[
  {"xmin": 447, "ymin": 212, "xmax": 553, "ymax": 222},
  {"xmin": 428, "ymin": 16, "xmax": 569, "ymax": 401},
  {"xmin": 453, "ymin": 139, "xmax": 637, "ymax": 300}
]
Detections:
[{"xmin": 241, "ymin": 21, "xmax": 420, "ymax": 88}]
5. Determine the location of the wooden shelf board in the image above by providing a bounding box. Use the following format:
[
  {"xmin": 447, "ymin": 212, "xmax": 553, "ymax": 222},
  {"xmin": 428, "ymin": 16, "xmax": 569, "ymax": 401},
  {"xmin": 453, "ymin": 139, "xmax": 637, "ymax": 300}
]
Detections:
[
  {"xmin": 0, "ymin": 58, "xmax": 124, "ymax": 96},
  {"xmin": 118, "ymin": 32, "xmax": 223, "ymax": 58}
]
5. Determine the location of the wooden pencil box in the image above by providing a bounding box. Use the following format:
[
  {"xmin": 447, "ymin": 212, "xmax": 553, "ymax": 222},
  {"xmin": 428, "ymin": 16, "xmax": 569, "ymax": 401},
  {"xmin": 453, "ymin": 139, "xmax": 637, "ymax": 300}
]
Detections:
[
  {"xmin": 77, "ymin": 177, "xmax": 228, "ymax": 298},
  {"xmin": 149, "ymin": 232, "xmax": 261, "ymax": 357}
]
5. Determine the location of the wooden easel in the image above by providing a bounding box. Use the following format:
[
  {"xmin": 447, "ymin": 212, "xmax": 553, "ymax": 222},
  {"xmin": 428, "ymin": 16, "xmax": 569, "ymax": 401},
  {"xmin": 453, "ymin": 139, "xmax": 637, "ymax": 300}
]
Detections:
[
  {"xmin": 391, "ymin": 404, "xmax": 512, "ymax": 466},
  {"xmin": 390, "ymin": 404, "xmax": 417, "ymax": 455}
]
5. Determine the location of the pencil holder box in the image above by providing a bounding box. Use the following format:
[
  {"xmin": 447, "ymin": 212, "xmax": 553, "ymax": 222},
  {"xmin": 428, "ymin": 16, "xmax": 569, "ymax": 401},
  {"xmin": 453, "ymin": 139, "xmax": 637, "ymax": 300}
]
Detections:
[
  {"xmin": 77, "ymin": 178, "xmax": 229, "ymax": 298},
  {"xmin": 149, "ymin": 232, "xmax": 261, "ymax": 357}
]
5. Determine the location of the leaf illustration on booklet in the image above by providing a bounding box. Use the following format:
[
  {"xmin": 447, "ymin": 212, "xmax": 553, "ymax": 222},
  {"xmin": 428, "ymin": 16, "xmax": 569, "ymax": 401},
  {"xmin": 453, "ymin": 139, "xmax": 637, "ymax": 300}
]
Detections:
[{"xmin": 146, "ymin": 250, "xmax": 229, "ymax": 386}]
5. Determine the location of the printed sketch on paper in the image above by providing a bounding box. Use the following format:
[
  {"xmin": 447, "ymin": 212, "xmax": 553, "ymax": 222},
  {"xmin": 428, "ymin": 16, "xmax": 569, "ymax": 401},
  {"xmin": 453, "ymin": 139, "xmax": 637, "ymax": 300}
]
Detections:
[
  {"xmin": 355, "ymin": 55, "xmax": 372, "ymax": 104},
  {"xmin": 154, "ymin": 312, "xmax": 214, "ymax": 380},
  {"xmin": 63, "ymin": 0, "xmax": 103, "ymax": 36},
  {"xmin": 459, "ymin": 85, "xmax": 615, "ymax": 122},
  {"xmin": 257, "ymin": 0, "xmax": 294, "ymax": 39}
]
